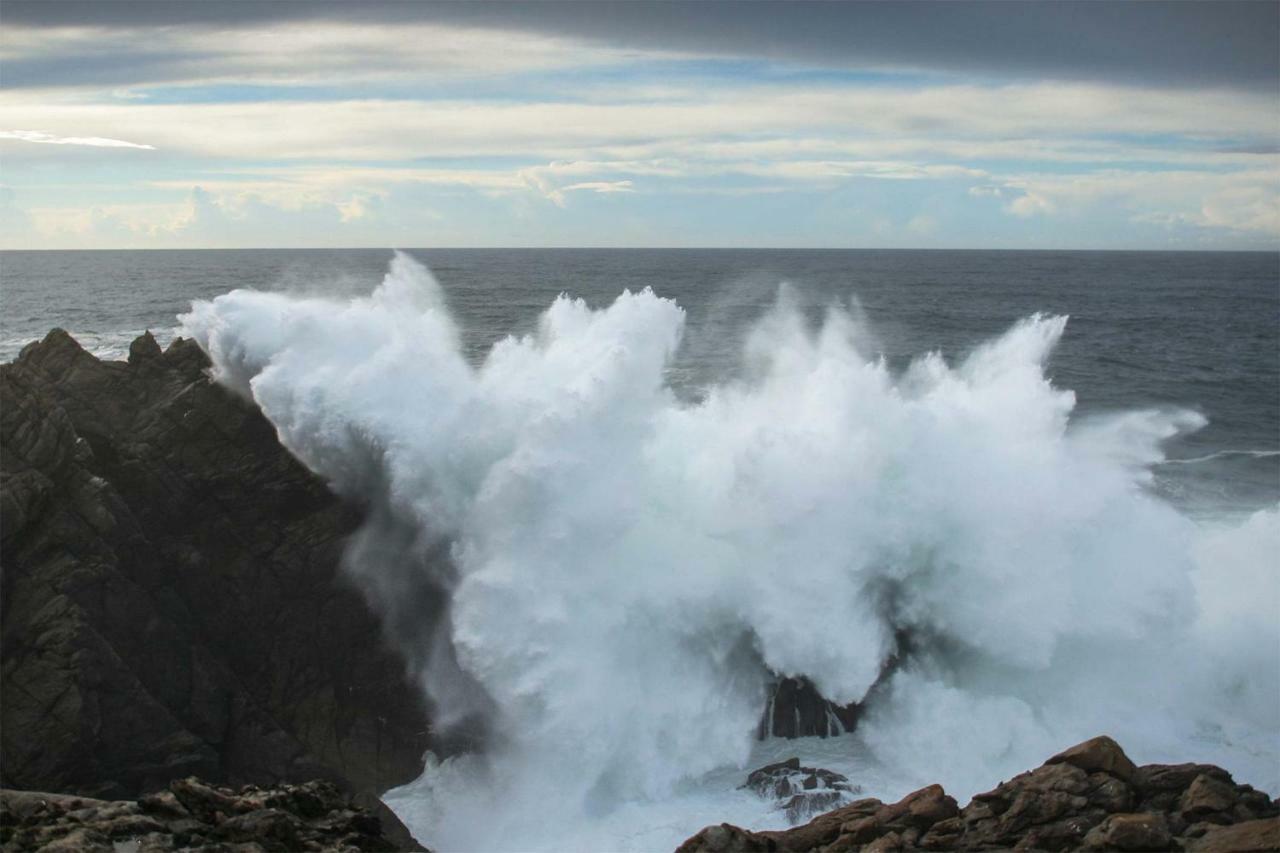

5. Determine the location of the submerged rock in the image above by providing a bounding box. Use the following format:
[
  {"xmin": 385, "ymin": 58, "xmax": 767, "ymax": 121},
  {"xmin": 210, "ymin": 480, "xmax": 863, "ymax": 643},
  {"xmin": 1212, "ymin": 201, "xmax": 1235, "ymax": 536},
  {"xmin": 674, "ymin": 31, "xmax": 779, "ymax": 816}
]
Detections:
[
  {"xmin": 678, "ymin": 736, "xmax": 1279, "ymax": 852},
  {"xmin": 0, "ymin": 330, "xmax": 431, "ymax": 800},
  {"xmin": 742, "ymin": 757, "xmax": 861, "ymax": 823},
  {"xmin": 0, "ymin": 777, "xmax": 427, "ymax": 852}
]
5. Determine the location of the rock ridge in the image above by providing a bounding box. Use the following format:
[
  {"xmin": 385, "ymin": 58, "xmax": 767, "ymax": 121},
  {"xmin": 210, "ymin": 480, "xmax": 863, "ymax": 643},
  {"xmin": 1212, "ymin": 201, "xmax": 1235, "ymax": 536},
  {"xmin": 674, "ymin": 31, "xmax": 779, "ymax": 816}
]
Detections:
[
  {"xmin": 678, "ymin": 736, "xmax": 1279, "ymax": 852},
  {"xmin": 1, "ymin": 329, "xmax": 432, "ymax": 801}
]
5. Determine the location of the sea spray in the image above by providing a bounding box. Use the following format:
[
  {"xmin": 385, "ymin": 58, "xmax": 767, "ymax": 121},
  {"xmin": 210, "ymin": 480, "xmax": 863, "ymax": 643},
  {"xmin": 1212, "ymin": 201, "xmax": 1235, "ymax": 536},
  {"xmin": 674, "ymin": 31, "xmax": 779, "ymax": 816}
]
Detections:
[{"xmin": 180, "ymin": 251, "xmax": 1279, "ymax": 851}]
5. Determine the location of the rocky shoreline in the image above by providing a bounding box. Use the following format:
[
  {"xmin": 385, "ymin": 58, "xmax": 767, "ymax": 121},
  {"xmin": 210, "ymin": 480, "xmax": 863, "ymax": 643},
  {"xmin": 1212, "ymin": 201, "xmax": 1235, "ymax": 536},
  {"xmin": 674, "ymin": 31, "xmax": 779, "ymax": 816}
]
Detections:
[
  {"xmin": 0, "ymin": 776, "xmax": 424, "ymax": 852},
  {"xmin": 1, "ymin": 330, "xmax": 431, "ymax": 842},
  {"xmin": 3, "ymin": 330, "xmax": 1277, "ymax": 852},
  {"xmin": 680, "ymin": 736, "xmax": 1279, "ymax": 852}
]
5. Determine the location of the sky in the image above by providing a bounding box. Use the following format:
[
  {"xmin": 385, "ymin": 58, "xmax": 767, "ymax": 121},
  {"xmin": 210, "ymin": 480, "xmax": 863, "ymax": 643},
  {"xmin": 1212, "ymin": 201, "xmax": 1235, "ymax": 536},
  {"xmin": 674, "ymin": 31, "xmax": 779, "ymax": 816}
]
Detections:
[{"xmin": 1, "ymin": 1, "xmax": 1277, "ymax": 250}]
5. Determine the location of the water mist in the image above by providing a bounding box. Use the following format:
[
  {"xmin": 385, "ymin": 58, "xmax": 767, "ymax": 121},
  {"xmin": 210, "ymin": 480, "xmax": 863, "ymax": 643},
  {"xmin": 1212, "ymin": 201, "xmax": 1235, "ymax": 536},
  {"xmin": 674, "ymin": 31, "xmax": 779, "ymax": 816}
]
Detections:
[{"xmin": 180, "ymin": 251, "xmax": 1279, "ymax": 851}]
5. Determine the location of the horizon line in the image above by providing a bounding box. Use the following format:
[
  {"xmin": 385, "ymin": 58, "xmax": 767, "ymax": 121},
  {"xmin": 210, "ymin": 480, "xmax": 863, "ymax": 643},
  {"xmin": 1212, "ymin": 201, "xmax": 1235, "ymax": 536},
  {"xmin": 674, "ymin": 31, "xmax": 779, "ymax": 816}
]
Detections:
[{"xmin": 2, "ymin": 246, "xmax": 1276, "ymax": 254}]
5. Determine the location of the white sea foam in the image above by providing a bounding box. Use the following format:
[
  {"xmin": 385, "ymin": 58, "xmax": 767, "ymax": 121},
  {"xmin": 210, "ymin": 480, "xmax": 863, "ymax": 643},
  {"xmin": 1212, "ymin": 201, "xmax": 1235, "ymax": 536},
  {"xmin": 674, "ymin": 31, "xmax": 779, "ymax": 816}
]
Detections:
[
  {"xmin": 1160, "ymin": 449, "xmax": 1280, "ymax": 465},
  {"xmin": 180, "ymin": 251, "xmax": 1279, "ymax": 852}
]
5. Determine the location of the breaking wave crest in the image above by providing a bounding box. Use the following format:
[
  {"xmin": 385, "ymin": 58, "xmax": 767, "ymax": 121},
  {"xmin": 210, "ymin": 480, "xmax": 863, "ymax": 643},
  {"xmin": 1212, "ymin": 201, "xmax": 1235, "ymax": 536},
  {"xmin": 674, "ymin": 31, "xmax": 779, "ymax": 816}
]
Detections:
[{"xmin": 180, "ymin": 251, "xmax": 1278, "ymax": 851}]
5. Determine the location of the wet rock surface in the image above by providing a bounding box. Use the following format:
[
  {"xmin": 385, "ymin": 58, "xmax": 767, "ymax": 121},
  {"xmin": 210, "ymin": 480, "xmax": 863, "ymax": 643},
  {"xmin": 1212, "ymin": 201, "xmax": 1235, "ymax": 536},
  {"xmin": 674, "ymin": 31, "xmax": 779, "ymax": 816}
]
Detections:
[
  {"xmin": 0, "ymin": 330, "xmax": 431, "ymax": 799},
  {"xmin": 0, "ymin": 777, "xmax": 427, "ymax": 852},
  {"xmin": 758, "ymin": 633, "xmax": 911, "ymax": 740},
  {"xmin": 678, "ymin": 736, "xmax": 1279, "ymax": 852},
  {"xmin": 757, "ymin": 678, "xmax": 861, "ymax": 740},
  {"xmin": 744, "ymin": 758, "xmax": 862, "ymax": 823}
]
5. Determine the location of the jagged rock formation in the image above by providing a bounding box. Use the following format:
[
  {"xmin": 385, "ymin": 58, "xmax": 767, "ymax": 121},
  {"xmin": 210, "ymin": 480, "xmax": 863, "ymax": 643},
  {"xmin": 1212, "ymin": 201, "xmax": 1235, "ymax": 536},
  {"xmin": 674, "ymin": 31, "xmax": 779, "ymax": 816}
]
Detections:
[
  {"xmin": 0, "ymin": 776, "xmax": 425, "ymax": 852},
  {"xmin": 758, "ymin": 678, "xmax": 861, "ymax": 739},
  {"xmin": 0, "ymin": 329, "xmax": 431, "ymax": 803},
  {"xmin": 678, "ymin": 736, "xmax": 1280, "ymax": 852},
  {"xmin": 743, "ymin": 757, "xmax": 861, "ymax": 824},
  {"xmin": 758, "ymin": 633, "xmax": 910, "ymax": 739}
]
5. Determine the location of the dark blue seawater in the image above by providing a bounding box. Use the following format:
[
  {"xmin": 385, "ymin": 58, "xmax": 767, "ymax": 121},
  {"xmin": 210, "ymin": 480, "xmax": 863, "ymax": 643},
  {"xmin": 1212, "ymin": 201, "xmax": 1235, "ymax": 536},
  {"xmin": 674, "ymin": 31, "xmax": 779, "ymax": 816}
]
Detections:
[{"xmin": 2, "ymin": 248, "xmax": 1276, "ymax": 515}]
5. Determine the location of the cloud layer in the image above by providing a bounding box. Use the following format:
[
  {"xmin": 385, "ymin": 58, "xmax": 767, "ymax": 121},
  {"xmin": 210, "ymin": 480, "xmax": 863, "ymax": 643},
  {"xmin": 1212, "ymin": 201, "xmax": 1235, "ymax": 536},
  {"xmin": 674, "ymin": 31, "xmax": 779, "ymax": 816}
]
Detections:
[
  {"xmin": 0, "ymin": 129, "xmax": 155, "ymax": 149},
  {"xmin": 1, "ymin": 2, "xmax": 1276, "ymax": 249}
]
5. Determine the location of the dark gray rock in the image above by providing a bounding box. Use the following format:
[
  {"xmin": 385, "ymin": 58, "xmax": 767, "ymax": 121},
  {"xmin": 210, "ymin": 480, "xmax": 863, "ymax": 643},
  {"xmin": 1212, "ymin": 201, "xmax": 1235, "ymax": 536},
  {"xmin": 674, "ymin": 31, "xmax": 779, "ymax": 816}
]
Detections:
[
  {"xmin": 0, "ymin": 329, "xmax": 431, "ymax": 802},
  {"xmin": 756, "ymin": 631, "xmax": 912, "ymax": 740},
  {"xmin": 742, "ymin": 757, "xmax": 860, "ymax": 823},
  {"xmin": 0, "ymin": 777, "xmax": 428, "ymax": 852},
  {"xmin": 757, "ymin": 677, "xmax": 861, "ymax": 739}
]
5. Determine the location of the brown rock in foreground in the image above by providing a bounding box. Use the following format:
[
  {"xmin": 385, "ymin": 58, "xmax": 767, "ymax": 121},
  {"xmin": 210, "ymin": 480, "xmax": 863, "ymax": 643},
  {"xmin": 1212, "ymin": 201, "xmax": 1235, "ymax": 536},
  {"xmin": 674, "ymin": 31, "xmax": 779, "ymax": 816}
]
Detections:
[
  {"xmin": 0, "ymin": 330, "xmax": 431, "ymax": 799},
  {"xmin": 677, "ymin": 736, "xmax": 1279, "ymax": 852},
  {"xmin": 0, "ymin": 777, "xmax": 426, "ymax": 852}
]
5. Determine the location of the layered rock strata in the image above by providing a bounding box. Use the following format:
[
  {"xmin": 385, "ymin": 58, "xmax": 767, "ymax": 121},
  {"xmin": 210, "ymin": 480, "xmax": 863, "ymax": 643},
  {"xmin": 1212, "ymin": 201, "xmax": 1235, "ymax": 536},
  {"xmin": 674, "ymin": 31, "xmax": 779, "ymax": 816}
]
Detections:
[{"xmin": 678, "ymin": 736, "xmax": 1279, "ymax": 852}]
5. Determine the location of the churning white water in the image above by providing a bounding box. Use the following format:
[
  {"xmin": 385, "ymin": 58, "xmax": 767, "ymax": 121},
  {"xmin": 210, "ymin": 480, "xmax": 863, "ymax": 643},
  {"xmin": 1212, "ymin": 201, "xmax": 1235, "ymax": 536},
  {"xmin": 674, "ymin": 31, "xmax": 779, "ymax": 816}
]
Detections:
[{"xmin": 180, "ymin": 251, "xmax": 1279, "ymax": 852}]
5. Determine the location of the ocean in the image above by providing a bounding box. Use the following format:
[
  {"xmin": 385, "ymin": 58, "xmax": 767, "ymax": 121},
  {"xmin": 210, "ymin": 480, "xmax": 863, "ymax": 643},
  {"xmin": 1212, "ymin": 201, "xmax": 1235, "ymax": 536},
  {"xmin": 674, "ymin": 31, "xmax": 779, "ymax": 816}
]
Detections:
[
  {"xmin": 3, "ymin": 248, "xmax": 1278, "ymax": 850},
  {"xmin": 3, "ymin": 248, "xmax": 1276, "ymax": 515}
]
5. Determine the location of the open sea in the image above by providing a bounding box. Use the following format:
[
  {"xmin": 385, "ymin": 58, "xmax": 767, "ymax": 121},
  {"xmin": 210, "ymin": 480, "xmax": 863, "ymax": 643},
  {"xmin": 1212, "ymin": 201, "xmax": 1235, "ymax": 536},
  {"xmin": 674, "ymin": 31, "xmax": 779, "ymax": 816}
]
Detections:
[{"xmin": 3, "ymin": 248, "xmax": 1276, "ymax": 516}]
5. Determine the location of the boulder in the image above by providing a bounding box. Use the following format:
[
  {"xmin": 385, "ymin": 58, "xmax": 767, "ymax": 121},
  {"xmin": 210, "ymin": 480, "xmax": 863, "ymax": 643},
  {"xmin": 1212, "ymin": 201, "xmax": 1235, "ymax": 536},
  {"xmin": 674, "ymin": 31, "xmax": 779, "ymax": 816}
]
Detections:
[
  {"xmin": 874, "ymin": 785, "xmax": 958, "ymax": 832},
  {"xmin": 676, "ymin": 822, "xmax": 777, "ymax": 853},
  {"xmin": 1181, "ymin": 773, "xmax": 1242, "ymax": 823},
  {"xmin": 1083, "ymin": 813, "xmax": 1171, "ymax": 851},
  {"xmin": 742, "ymin": 757, "xmax": 861, "ymax": 822},
  {"xmin": 1046, "ymin": 735, "xmax": 1138, "ymax": 783},
  {"xmin": 1188, "ymin": 817, "xmax": 1280, "ymax": 852}
]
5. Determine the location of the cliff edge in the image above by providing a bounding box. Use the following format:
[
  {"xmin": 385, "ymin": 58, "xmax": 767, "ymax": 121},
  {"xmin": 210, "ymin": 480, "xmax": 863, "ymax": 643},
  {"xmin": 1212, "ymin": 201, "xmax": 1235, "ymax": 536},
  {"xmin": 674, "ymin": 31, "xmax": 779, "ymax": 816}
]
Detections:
[{"xmin": 0, "ymin": 329, "xmax": 431, "ymax": 803}]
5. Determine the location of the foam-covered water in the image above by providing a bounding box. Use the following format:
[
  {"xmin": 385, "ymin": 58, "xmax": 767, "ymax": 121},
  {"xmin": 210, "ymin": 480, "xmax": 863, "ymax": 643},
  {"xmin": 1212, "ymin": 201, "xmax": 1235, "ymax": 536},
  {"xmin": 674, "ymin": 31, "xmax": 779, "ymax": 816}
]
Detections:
[{"xmin": 174, "ymin": 252, "xmax": 1279, "ymax": 852}]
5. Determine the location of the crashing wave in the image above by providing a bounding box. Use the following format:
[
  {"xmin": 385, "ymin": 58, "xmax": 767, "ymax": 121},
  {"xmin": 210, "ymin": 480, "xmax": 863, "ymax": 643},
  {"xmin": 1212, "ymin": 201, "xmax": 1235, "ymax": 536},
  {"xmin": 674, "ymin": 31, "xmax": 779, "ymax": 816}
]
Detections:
[{"xmin": 180, "ymin": 251, "xmax": 1279, "ymax": 851}]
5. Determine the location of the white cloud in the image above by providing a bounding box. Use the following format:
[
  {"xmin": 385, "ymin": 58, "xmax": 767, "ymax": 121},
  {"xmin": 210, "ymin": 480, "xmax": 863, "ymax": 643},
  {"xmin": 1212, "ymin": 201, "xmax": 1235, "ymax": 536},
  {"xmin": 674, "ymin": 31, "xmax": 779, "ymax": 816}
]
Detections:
[
  {"xmin": 0, "ymin": 129, "xmax": 155, "ymax": 149},
  {"xmin": 562, "ymin": 180, "xmax": 634, "ymax": 193},
  {"xmin": 14, "ymin": 185, "xmax": 399, "ymax": 248},
  {"xmin": 1, "ymin": 82, "xmax": 1273, "ymax": 163},
  {"xmin": 997, "ymin": 168, "xmax": 1280, "ymax": 236},
  {"xmin": 0, "ymin": 21, "xmax": 676, "ymax": 89},
  {"xmin": 906, "ymin": 214, "xmax": 937, "ymax": 235},
  {"xmin": 335, "ymin": 193, "xmax": 383, "ymax": 222},
  {"xmin": 0, "ymin": 22, "xmax": 525, "ymax": 81},
  {"xmin": 733, "ymin": 160, "xmax": 988, "ymax": 182},
  {"xmin": 541, "ymin": 179, "xmax": 635, "ymax": 207},
  {"xmin": 2, "ymin": 17, "xmax": 1276, "ymax": 250},
  {"xmin": 26, "ymin": 201, "xmax": 186, "ymax": 239},
  {"xmin": 1006, "ymin": 190, "xmax": 1055, "ymax": 217},
  {"xmin": 1198, "ymin": 185, "xmax": 1280, "ymax": 235}
]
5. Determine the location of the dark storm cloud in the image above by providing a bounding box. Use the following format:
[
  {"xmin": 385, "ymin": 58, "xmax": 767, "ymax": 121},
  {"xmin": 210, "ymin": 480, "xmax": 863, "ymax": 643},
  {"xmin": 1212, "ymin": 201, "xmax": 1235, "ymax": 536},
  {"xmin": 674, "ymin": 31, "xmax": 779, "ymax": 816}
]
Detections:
[
  {"xmin": 1, "ymin": 52, "xmax": 224, "ymax": 90},
  {"xmin": 3, "ymin": 0, "xmax": 1277, "ymax": 91}
]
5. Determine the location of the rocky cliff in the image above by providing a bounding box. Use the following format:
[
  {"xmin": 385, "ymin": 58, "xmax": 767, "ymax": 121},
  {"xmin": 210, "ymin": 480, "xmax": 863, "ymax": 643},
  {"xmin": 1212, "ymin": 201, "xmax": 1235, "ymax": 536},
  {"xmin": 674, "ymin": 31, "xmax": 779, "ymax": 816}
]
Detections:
[
  {"xmin": 678, "ymin": 736, "xmax": 1279, "ymax": 852},
  {"xmin": 0, "ymin": 329, "xmax": 431, "ymax": 802}
]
